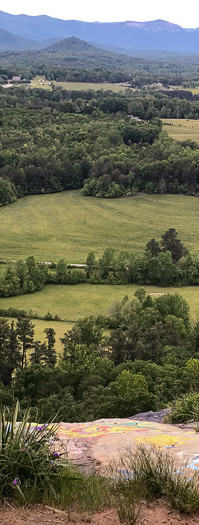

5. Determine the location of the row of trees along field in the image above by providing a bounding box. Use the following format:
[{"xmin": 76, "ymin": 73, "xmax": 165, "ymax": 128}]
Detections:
[
  {"xmin": 2, "ymin": 87, "xmax": 199, "ymax": 202},
  {"xmin": 0, "ymin": 230, "xmax": 199, "ymax": 296},
  {"xmin": 1, "ymin": 291, "xmax": 199, "ymax": 422}
]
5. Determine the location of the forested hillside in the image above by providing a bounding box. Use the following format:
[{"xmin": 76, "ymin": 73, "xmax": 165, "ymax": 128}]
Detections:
[{"xmin": 1, "ymin": 36, "xmax": 199, "ymax": 86}]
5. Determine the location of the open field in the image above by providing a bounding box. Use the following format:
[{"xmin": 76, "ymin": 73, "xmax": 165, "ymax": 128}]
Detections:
[
  {"xmin": 0, "ymin": 283, "xmax": 199, "ymax": 322},
  {"xmin": 162, "ymin": 118, "xmax": 199, "ymax": 143},
  {"xmin": 30, "ymin": 76, "xmax": 129, "ymax": 92},
  {"xmin": 30, "ymin": 319, "xmax": 73, "ymax": 352},
  {"xmin": 170, "ymin": 85, "xmax": 199, "ymax": 95},
  {"xmin": 2, "ymin": 318, "xmax": 73, "ymax": 354},
  {"xmin": 1, "ymin": 190, "xmax": 199, "ymax": 262}
]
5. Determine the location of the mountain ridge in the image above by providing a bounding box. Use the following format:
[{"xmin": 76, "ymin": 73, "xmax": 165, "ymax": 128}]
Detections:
[
  {"xmin": 0, "ymin": 12, "xmax": 199, "ymax": 52},
  {"xmin": 0, "ymin": 26, "xmax": 43, "ymax": 50}
]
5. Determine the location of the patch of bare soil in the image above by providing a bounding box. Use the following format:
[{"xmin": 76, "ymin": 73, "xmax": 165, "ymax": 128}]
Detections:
[{"xmin": 0, "ymin": 503, "xmax": 199, "ymax": 525}]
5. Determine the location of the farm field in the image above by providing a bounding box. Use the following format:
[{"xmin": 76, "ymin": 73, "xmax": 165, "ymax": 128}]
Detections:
[
  {"xmin": 30, "ymin": 76, "xmax": 129, "ymax": 92},
  {"xmin": 170, "ymin": 85, "xmax": 199, "ymax": 95},
  {"xmin": 3, "ymin": 318, "xmax": 73, "ymax": 354},
  {"xmin": 162, "ymin": 118, "xmax": 199, "ymax": 143},
  {"xmin": 1, "ymin": 191, "xmax": 199, "ymax": 262},
  {"xmin": 0, "ymin": 283, "xmax": 199, "ymax": 322}
]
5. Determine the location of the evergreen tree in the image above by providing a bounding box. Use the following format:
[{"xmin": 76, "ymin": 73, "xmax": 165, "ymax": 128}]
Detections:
[
  {"xmin": 5, "ymin": 321, "xmax": 21, "ymax": 381},
  {"xmin": 43, "ymin": 328, "xmax": 57, "ymax": 366},
  {"xmin": 0, "ymin": 320, "xmax": 21, "ymax": 384},
  {"xmin": 161, "ymin": 228, "xmax": 188, "ymax": 262},
  {"xmin": 0, "ymin": 318, "xmax": 10, "ymax": 374},
  {"xmin": 86, "ymin": 251, "xmax": 95, "ymax": 278},
  {"xmin": 16, "ymin": 317, "xmax": 35, "ymax": 368},
  {"xmin": 30, "ymin": 340, "xmax": 45, "ymax": 365},
  {"xmin": 146, "ymin": 238, "xmax": 161, "ymax": 257}
]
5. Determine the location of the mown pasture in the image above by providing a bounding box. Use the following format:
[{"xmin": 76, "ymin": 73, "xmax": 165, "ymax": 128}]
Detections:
[
  {"xmin": 162, "ymin": 118, "xmax": 199, "ymax": 143},
  {"xmin": 1, "ymin": 190, "xmax": 199, "ymax": 263},
  {"xmin": 170, "ymin": 85, "xmax": 199, "ymax": 95},
  {"xmin": 30, "ymin": 76, "xmax": 129, "ymax": 92},
  {"xmin": 1, "ymin": 283, "xmax": 199, "ymax": 322}
]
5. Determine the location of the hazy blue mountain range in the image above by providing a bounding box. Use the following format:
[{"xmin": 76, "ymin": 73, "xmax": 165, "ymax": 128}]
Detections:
[
  {"xmin": 0, "ymin": 27, "xmax": 59, "ymax": 51},
  {"xmin": 0, "ymin": 27, "xmax": 37, "ymax": 50},
  {"xmin": 0, "ymin": 26, "xmax": 59, "ymax": 50},
  {"xmin": 0, "ymin": 12, "xmax": 199, "ymax": 53}
]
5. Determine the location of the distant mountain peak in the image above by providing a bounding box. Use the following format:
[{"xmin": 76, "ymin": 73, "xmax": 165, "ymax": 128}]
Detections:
[
  {"xmin": 46, "ymin": 36, "xmax": 95, "ymax": 52},
  {"xmin": 124, "ymin": 19, "xmax": 183, "ymax": 32}
]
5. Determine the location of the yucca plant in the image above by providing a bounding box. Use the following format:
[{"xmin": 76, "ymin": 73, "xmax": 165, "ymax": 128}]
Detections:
[{"xmin": 0, "ymin": 399, "xmax": 68, "ymax": 502}]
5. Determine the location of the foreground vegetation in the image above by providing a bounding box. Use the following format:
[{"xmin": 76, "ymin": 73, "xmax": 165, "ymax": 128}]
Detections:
[
  {"xmin": 2, "ymin": 400, "xmax": 199, "ymax": 519},
  {"xmin": 1, "ymin": 290, "xmax": 199, "ymax": 422},
  {"xmin": 0, "ymin": 400, "xmax": 110, "ymax": 511},
  {"xmin": 114, "ymin": 445, "xmax": 199, "ymax": 516}
]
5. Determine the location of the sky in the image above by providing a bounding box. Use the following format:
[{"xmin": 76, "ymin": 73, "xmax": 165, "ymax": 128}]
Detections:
[{"xmin": 0, "ymin": 0, "xmax": 199, "ymax": 29}]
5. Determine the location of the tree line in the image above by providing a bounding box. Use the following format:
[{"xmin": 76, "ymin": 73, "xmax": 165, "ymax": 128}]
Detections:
[
  {"xmin": 0, "ymin": 257, "xmax": 86, "ymax": 297},
  {"xmin": 1, "ymin": 229, "xmax": 199, "ymax": 294},
  {"xmin": 2, "ymin": 84, "xmax": 199, "ymax": 118}
]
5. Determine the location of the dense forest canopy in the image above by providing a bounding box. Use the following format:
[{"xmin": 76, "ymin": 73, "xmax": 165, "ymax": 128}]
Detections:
[{"xmin": 1, "ymin": 85, "xmax": 199, "ymax": 204}]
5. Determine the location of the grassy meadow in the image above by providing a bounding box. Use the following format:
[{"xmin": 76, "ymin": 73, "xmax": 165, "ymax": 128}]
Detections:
[
  {"xmin": 162, "ymin": 118, "xmax": 199, "ymax": 143},
  {"xmin": 170, "ymin": 85, "xmax": 199, "ymax": 95},
  {"xmin": 4, "ymin": 318, "xmax": 73, "ymax": 354},
  {"xmin": 30, "ymin": 319, "xmax": 73, "ymax": 352},
  {"xmin": 1, "ymin": 283, "xmax": 199, "ymax": 322},
  {"xmin": 30, "ymin": 76, "xmax": 129, "ymax": 92},
  {"xmin": 1, "ymin": 190, "xmax": 199, "ymax": 262}
]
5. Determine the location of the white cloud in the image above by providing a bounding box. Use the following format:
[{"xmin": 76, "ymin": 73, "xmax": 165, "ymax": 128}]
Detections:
[{"xmin": 1, "ymin": 0, "xmax": 199, "ymax": 28}]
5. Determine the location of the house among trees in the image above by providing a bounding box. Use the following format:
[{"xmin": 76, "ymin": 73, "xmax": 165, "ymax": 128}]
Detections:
[
  {"xmin": 12, "ymin": 75, "xmax": 21, "ymax": 82},
  {"xmin": 128, "ymin": 115, "xmax": 142, "ymax": 121}
]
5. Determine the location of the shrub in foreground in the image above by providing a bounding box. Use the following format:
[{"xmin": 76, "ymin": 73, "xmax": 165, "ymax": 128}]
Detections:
[
  {"xmin": 0, "ymin": 400, "xmax": 69, "ymax": 502},
  {"xmin": 2, "ymin": 399, "xmax": 199, "ymax": 519},
  {"xmin": 112, "ymin": 445, "xmax": 199, "ymax": 514},
  {"xmin": 167, "ymin": 393, "xmax": 199, "ymax": 424},
  {"xmin": 0, "ymin": 399, "xmax": 111, "ymax": 510}
]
